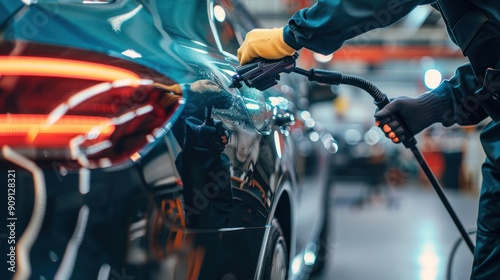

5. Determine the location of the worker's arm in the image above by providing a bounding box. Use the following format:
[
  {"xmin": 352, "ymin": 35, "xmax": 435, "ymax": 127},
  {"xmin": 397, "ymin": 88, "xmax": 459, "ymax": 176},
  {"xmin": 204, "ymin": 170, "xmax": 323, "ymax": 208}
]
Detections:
[
  {"xmin": 238, "ymin": 0, "xmax": 432, "ymax": 64},
  {"xmin": 284, "ymin": 0, "xmax": 433, "ymax": 55},
  {"xmin": 436, "ymin": 63, "xmax": 488, "ymax": 126},
  {"xmin": 375, "ymin": 63, "xmax": 488, "ymax": 143}
]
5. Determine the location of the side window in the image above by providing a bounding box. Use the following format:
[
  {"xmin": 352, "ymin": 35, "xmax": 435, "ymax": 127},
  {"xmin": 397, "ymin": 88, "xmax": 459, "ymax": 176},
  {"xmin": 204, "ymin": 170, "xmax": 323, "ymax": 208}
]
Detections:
[{"xmin": 212, "ymin": 1, "xmax": 242, "ymax": 55}]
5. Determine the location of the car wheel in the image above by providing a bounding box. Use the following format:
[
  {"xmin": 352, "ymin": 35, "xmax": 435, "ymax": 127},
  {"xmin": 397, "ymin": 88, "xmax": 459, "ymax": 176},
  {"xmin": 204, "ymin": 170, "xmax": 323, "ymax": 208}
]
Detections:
[{"xmin": 262, "ymin": 218, "xmax": 288, "ymax": 280}]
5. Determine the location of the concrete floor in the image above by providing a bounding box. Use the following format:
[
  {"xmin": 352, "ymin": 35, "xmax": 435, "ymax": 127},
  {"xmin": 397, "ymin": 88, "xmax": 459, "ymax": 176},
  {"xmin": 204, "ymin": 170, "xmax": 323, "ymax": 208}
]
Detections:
[{"xmin": 312, "ymin": 181, "xmax": 479, "ymax": 280}]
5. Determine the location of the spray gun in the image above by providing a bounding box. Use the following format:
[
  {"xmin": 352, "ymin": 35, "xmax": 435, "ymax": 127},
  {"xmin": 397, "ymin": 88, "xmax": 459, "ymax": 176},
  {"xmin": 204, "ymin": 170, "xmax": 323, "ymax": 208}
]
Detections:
[
  {"xmin": 229, "ymin": 53, "xmax": 299, "ymax": 91},
  {"xmin": 230, "ymin": 54, "xmax": 475, "ymax": 254}
]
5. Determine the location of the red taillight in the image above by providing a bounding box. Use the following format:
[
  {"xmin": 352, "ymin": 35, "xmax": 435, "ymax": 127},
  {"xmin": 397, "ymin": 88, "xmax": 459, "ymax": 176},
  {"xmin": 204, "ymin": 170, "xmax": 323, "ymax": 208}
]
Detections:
[
  {"xmin": 0, "ymin": 56, "xmax": 140, "ymax": 81},
  {"xmin": 0, "ymin": 50, "xmax": 183, "ymax": 169},
  {"xmin": 0, "ymin": 114, "xmax": 115, "ymax": 147}
]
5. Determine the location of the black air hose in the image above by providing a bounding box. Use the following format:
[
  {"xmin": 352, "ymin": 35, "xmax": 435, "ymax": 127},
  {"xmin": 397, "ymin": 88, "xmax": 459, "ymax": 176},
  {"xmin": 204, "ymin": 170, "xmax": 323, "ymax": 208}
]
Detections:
[{"xmin": 294, "ymin": 68, "xmax": 386, "ymax": 103}]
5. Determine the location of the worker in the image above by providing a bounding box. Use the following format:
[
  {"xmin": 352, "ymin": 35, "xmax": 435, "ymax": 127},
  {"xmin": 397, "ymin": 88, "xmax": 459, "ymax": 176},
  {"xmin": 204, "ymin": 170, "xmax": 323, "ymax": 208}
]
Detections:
[{"xmin": 237, "ymin": 1, "xmax": 500, "ymax": 279}]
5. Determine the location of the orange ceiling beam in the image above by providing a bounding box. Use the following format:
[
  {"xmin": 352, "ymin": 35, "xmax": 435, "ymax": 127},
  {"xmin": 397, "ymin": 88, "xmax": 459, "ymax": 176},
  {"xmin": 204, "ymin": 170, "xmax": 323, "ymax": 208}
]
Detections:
[
  {"xmin": 334, "ymin": 45, "xmax": 464, "ymax": 63},
  {"xmin": 300, "ymin": 45, "xmax": 464, "ymax": 65},
  {"xmin": 0, "ymin": 56, "xmax": 140, "ymax": 81}
]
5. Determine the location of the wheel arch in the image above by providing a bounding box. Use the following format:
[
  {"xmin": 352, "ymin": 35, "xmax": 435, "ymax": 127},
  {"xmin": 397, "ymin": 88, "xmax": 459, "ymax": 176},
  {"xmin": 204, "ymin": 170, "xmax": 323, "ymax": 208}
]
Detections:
[
  {"xmin": 255, "ymin": 177, "xmax": 295, "ymax": 280},
  {"xmin": 272, "ymin": 188, "xmax": 292, "ymax": 260}
]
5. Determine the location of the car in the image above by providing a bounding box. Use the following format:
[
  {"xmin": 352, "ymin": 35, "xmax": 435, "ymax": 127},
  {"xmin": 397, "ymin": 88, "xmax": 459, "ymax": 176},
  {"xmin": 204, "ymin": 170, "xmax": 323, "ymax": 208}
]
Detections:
[{"xmin": 0, "ymin": 1, "xmax": 336, "ymax": 279}]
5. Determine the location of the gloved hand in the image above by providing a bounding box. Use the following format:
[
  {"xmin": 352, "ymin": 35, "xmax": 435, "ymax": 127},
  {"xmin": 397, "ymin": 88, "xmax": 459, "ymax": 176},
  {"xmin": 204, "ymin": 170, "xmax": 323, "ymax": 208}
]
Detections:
[
  {"xmin": 184, "ymin": 116, "xmax": 229, "ymax": 154},
  {"xmin": 374, "ymin": 93, "xmax": 447, "ymax": 143},
  {"xmin": 237, "ymin": 27, "xmax": 296, "ymax": 65}
]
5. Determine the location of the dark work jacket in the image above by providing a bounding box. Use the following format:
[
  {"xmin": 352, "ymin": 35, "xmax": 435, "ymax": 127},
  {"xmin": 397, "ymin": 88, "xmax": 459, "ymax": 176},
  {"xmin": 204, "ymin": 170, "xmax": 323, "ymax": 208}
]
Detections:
[{"xmin": 283, "ymin": 0, "xmax": 500, "ymax": 126}]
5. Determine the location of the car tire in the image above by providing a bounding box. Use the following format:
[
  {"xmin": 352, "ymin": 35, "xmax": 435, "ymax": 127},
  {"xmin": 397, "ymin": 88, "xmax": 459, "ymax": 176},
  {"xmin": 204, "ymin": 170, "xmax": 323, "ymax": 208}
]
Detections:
[{"xmin": 262, "ymin": 218, "xmax": 288, "ymax": 280}]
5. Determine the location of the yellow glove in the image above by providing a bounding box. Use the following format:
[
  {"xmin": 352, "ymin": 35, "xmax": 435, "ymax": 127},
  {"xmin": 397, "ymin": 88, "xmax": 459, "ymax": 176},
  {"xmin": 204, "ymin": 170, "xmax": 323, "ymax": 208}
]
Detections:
[{"xmin": 237, "ymin": 27, "xmax": 296, "ymax": 65}]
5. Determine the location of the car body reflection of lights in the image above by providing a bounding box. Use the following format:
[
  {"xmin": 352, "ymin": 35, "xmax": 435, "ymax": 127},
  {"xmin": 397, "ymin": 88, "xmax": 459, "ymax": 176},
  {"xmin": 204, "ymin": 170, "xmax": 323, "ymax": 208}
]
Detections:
[
  {"xmin": 303, "ymin": 251, "xmax": 316, "ymax": 266},
  {"xmin": 113, "ymin": 111, "xmax": 136, "ymax": 125},
  {"xmin": 213, "ymin": 5, "xmax": 226, "ymax": 22},
  {"xmin": 146, "ymin": 134, "xmax": 155, "ymax": 143},
  {"xmin": 191, "ymin": 40, "xmax": 208, "ymax": 47},
  {"xmin": 221, "ymin": 69, "xmax": 237, "ymax": 77},
  {"xmin": 182, "ymin": 46, "xmax": 208, "ymax": 54},
  {"xmin": 121, "ymin": 49, "xmax": 142, "ymax": 59},
  {"xmin": 152, "ymin": 128, "xmax": 165, "ymax": 139},
  {"xmin": 274, "ymin": 131, "xmax": 282, "ymax": 158},
  {"xmin": 245, "ymin": 103, "xmax": 260, "ymax": 110},
  {"xmin": 86, "ymin": 141, "xmax": 113, "ymax": 156},
  {"xmin": 98, "ymin": 158, "xmax": 112, "ymax": 168},
  {"xmin": 87, "ymin": 127, "xmax": 105, "ymax": 140},
  {"xmin": 83, "ymin": 0, "xmax": 111, "ymax": 3},
  {"xmin": 48, "ymin": 79, "xmax": 153, "ymax": 125},
  {"xmin": 136, "ymin": 105, "xmax": 154, "ymax": 116},
  {"xmin": 107, "ymin": 4, "xmax": 143, "ymax": 32},
  {"xmin": 291, "ymin": 254, "xmax": 302, "ymax": 275},
  {"xmin": 268, "ymin": 96, "xmax": 287, "ymax": 107},
  {"xmin": 70, "ymin": 82, "xmax": 111, "ymax": 106},
  {"xmin": 304, "ymin": 242, "xmax": 317, "ymax": 265}
]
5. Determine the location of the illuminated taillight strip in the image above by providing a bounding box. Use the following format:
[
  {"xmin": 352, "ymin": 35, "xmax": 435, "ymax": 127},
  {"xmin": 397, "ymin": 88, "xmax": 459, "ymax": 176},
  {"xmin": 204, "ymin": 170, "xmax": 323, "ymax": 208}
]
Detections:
[
  {"xmin": 2, "ymin": 146, "xmax": 46, "ymax": 280},
  {"xmin": 0, "ymin": 114, "xmax": 114, "ymax": 139},
  {"xmin": 0, "ymin": 56, "xmax": 140, "ymax": 81}
]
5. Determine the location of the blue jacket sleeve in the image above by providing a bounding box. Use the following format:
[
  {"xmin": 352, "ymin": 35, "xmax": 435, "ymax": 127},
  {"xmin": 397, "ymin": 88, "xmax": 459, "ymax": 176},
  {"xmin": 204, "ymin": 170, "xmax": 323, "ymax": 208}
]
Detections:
[
  {"xmin": 414, "ymin": 64, "xmax": 487, "ymax": 127},
  {"xmin": 427, "ymin": 63, "xmax": 488, "ymax": 126},
  {"xmin": 283, "ymin": 0, "xmax": 432, "ymax": 54}
]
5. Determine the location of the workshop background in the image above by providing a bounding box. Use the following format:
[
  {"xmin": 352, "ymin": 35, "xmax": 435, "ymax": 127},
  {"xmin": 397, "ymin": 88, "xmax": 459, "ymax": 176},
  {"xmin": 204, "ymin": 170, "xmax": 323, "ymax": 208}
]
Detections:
[{"xmin": 245, "ymin": 1, "xmax": 482, "ymax": 279}]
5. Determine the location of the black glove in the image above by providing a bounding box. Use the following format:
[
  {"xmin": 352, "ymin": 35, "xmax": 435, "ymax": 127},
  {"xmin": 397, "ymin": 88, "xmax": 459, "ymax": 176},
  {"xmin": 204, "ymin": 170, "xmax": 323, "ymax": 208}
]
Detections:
[
  {"xmin": 184, "ymin": 116, "xmax": 229, "ymax": 154},
  {"xmin": 374, "ymin": 93, "xmax": 447, "ymax": 143},
  {"xmin": 177, "ymin": 117, "xmax": 232, "ymax": 229}
]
